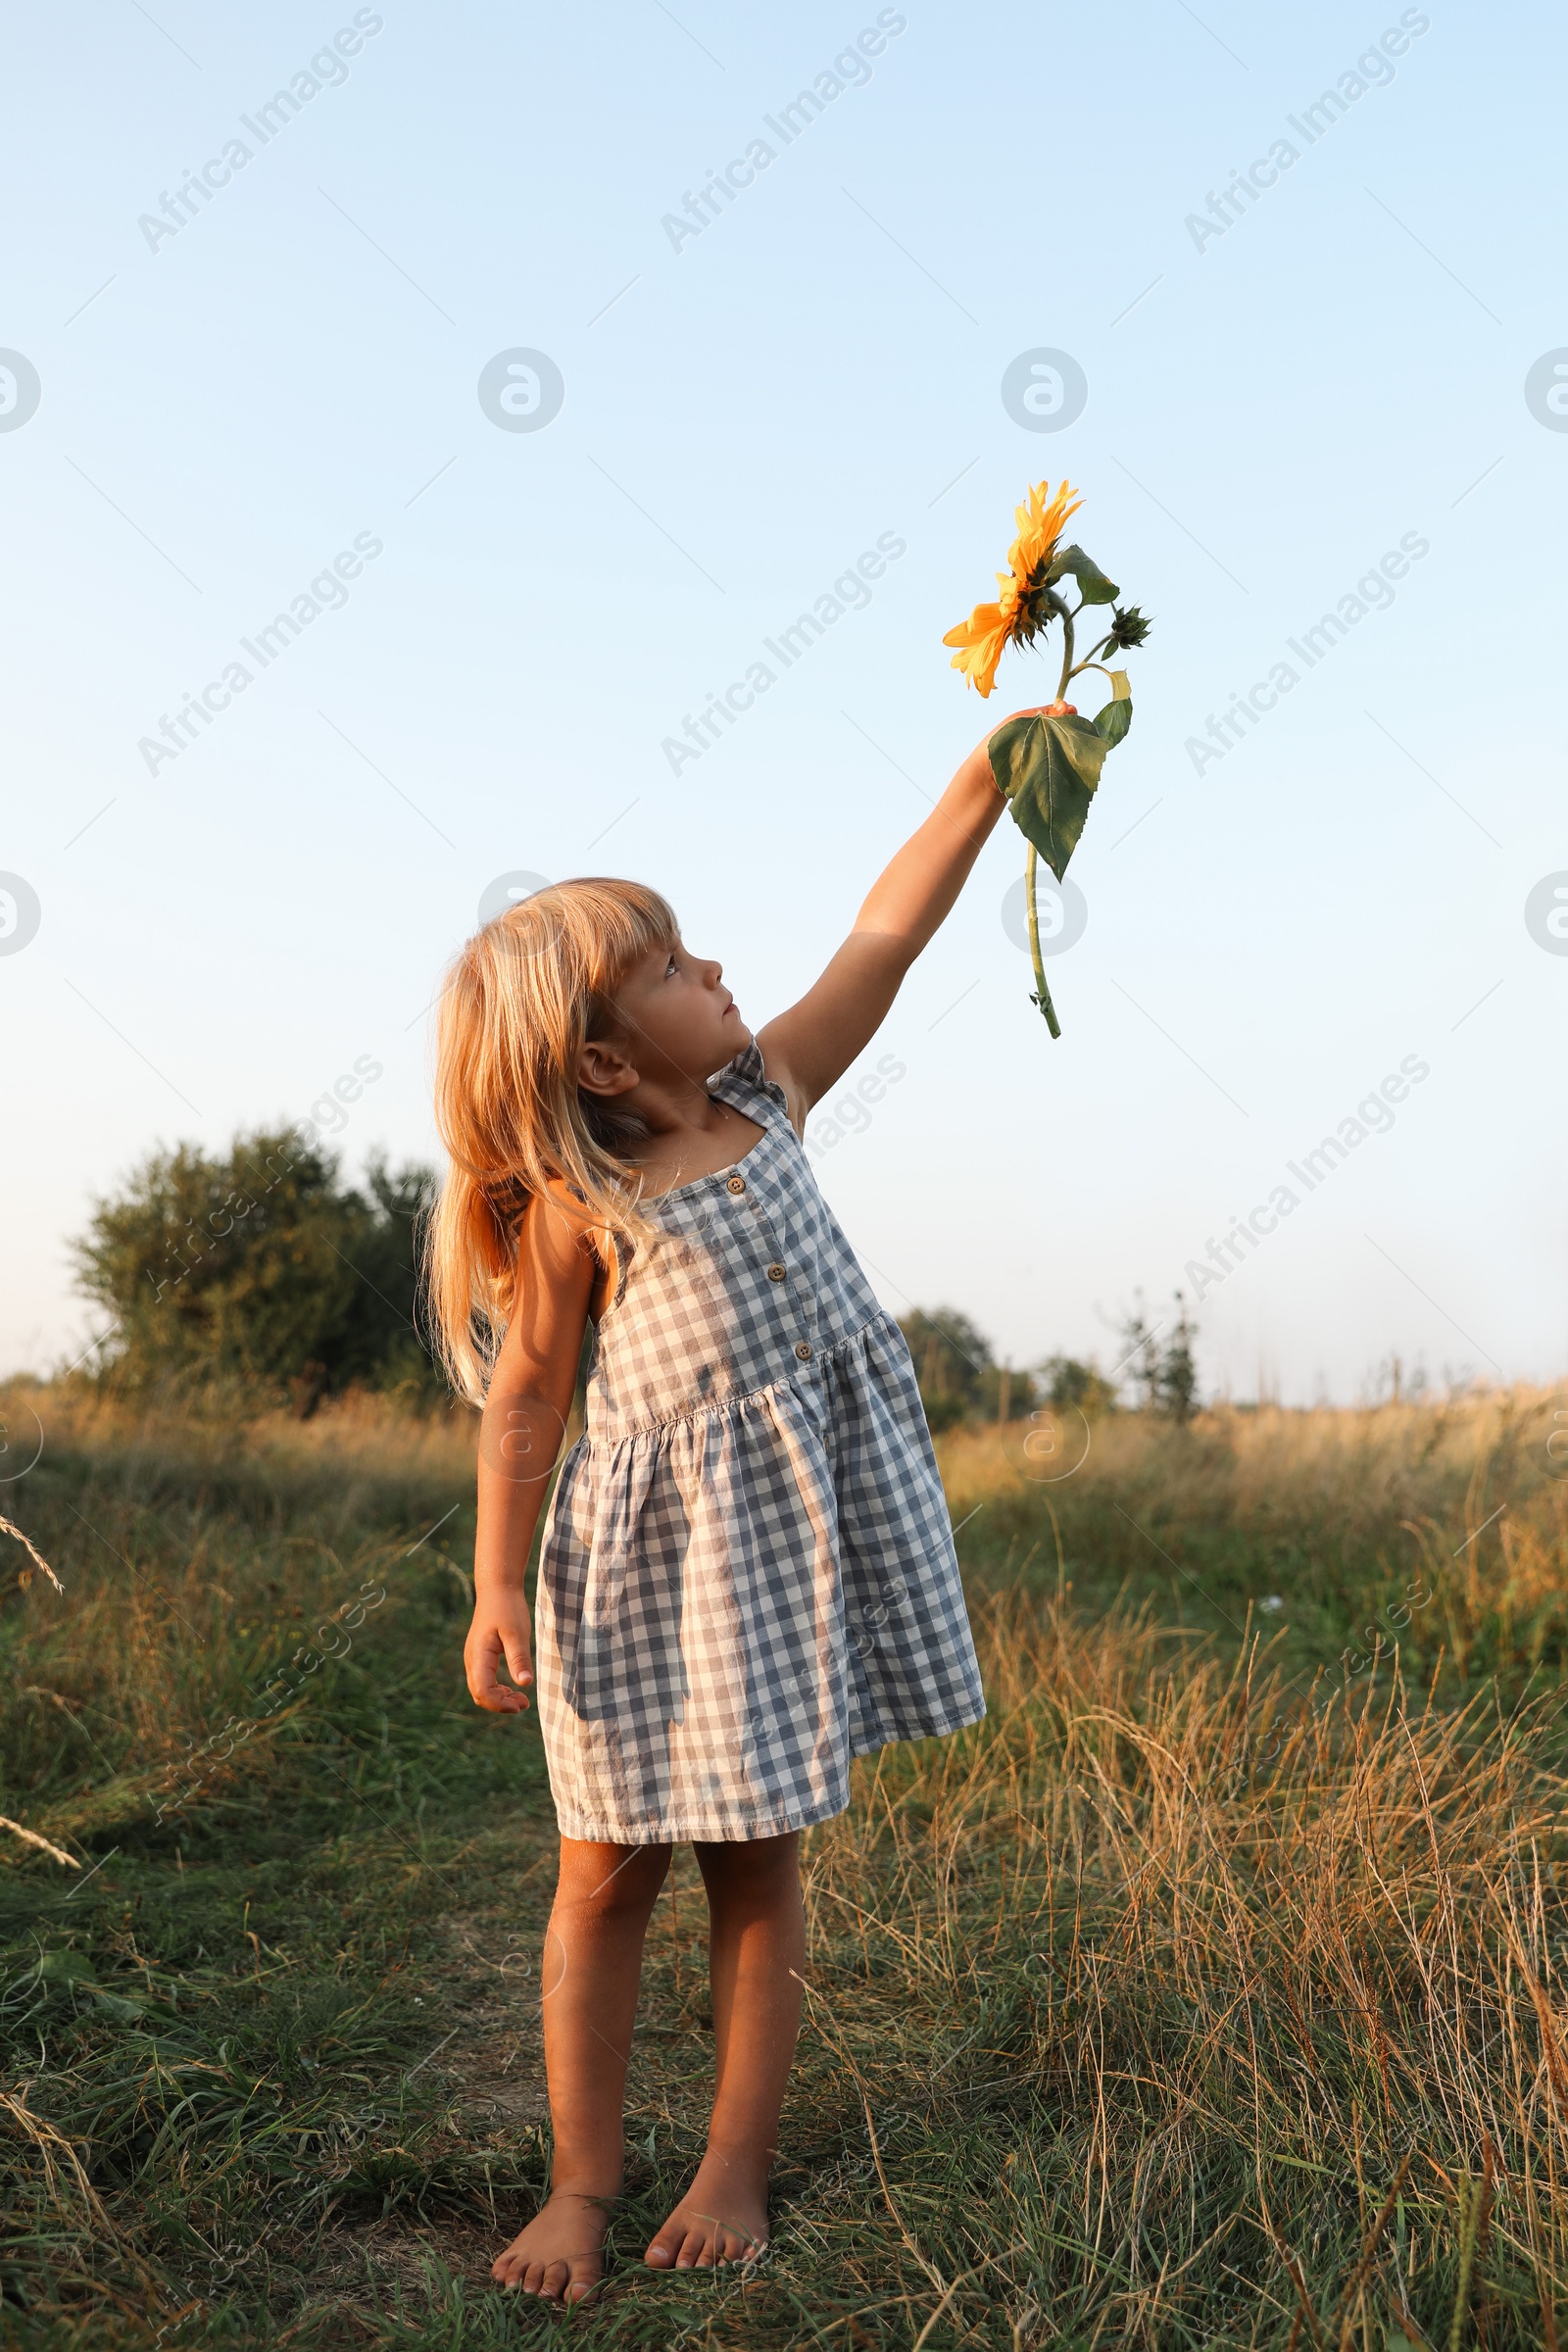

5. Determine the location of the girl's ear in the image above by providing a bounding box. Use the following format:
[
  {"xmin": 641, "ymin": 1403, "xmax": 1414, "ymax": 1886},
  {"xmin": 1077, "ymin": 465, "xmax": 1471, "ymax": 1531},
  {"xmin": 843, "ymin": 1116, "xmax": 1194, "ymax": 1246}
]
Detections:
[{"xmin": 577, "ymin": 1036, "xmax": 640, "ymax": 1099}]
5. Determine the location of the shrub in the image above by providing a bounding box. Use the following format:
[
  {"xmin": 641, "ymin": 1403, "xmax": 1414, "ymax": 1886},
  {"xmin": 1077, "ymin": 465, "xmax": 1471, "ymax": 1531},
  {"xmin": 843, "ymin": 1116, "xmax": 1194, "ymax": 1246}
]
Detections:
[{"xmin": 72, "ymin": 1129, "xmax": 440, "ymax": 1412}]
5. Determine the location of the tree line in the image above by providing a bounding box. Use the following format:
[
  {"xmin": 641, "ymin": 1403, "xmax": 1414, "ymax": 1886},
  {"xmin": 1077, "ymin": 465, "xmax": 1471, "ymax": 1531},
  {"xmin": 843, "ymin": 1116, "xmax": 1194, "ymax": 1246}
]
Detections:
[
  {"xmin": 895, "ymin": 1298, "xmax": 1199, "ymax": 1432},
  {"xmin": 70, "ymin": 1130, "xmax": 1200, "ymax": 1423}
]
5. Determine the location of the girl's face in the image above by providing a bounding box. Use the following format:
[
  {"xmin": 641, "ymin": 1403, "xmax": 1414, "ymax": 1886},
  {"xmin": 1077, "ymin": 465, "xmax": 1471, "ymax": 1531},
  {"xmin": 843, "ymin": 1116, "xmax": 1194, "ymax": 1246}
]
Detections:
[{"xmin": 603, "ymin": 937, "xmax": 750, "ymax": 1088}]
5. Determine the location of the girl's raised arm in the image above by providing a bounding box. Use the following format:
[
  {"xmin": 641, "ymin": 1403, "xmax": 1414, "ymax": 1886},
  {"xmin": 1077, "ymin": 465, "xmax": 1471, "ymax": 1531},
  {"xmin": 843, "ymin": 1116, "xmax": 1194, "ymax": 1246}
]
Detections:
[
  {"xmin": 757, "ymin": 712, "xmax": 1036, "ymax": 1120},
  {"xmin": 466, "ymin": 1184, "xmax": 599, "ymax": 1713}
]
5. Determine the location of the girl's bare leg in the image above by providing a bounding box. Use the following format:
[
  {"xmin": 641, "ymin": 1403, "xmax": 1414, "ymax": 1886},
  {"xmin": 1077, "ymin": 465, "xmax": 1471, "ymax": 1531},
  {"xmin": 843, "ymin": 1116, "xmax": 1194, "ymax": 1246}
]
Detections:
[
  {"xmin": 645, "ymin": 1830, "xmax": 805, "ymax": 2270},
  {"xmin": 493, "ymin": 1837, "xmax": 671, "ymax": 2303}
]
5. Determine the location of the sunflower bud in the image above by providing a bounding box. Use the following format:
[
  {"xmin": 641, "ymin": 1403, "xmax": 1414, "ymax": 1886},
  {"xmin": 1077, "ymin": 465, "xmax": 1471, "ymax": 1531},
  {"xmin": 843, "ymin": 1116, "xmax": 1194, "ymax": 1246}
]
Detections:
[{"xmin": 1104, "ymin": 604, "xmax": 1152, "ymax": 651}]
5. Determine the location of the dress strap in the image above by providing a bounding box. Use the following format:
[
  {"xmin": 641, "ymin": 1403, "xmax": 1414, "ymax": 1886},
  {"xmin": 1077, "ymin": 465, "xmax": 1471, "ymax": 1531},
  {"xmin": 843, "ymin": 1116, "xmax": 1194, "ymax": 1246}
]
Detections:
[{"xmin": 707, "ymin": 1038, "xmax": 790, "ymax": 1126}]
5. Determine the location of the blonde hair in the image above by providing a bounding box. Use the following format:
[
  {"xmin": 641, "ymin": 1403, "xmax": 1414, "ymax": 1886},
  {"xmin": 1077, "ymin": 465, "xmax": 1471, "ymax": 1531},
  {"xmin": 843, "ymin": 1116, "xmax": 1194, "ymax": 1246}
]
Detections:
[{"xmin": 424, "ymin": 877, "xmax": 677, "ymax": 1403}]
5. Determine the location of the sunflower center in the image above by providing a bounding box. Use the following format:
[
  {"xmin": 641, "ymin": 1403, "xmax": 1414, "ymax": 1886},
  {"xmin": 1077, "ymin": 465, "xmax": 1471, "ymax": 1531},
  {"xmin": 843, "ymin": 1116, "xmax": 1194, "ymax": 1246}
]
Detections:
[{"xmin": 1012, "ymin": 560, "xmax": 1062, "ymax": 648}]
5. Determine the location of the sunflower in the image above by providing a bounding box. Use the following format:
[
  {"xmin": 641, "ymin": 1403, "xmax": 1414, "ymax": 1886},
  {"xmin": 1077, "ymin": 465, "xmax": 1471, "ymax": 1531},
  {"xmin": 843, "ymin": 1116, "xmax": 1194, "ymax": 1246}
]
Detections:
[{"xmin": 943, "ymin": 478, "xmax": 1084, "ymax": 697}]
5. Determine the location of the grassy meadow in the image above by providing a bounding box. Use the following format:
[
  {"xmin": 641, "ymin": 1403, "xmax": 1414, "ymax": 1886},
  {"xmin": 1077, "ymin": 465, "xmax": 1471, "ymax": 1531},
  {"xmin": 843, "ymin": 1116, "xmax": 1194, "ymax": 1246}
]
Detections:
[{"xmin": 2, "ymin": 1378, "xmax": 1568, "ymax": 2347}]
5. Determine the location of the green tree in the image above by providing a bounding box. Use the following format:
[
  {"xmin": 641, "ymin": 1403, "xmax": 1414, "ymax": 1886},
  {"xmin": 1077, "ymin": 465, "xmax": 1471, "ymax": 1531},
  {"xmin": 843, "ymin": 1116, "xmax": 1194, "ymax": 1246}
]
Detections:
[
  {"xmin": 72, "ymin": 1128, "xmax": 440, "ymax": 1412},
  {"xmin": 897, "ymin": 1306, "xmax": 993, "ymax": 1433},
  {"xmin": 977, "ymin": 1357, "xmax": 1040, "ymax": 1424},
  {"xmin": 1115, "ymin": 1291, "xmax": 1200, "ymax": 1422},
  {"xmin": 1038, "ymin": 1353, "xmax": 1119, "ymax": 1418},
  {"xmin": 1154, "ymin": 1293, "xmax": 1200, "ymax": 1423}
]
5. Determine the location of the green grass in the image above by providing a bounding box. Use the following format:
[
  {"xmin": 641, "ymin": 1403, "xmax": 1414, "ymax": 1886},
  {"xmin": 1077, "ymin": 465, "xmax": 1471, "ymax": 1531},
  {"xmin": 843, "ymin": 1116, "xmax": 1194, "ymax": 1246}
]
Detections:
[{"xmin": 2, "ymin": 1380, "xmax": 1567, "ymax": 2347}]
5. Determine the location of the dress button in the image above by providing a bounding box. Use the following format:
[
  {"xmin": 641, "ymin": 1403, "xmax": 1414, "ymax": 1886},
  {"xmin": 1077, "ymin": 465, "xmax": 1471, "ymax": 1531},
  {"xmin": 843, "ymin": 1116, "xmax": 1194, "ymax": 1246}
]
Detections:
[
  {"xmin": 766, "ymin": 1263, "xmax": 786, "ymax": 1282},
  {"xmin": 726, "ymin": 1175, "xmax": 746, "ymax": 1195},
  {"xmin": 795, "ymin": 1341, "xmax": 812, "ymax": 1361}
]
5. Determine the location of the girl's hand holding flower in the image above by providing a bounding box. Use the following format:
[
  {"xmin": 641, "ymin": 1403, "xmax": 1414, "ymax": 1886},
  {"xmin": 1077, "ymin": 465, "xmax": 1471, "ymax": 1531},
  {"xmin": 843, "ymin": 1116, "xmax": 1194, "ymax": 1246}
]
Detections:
[{"xmin": 944, "ymin": 480, "xmax": 1152, "ymax": 1035}]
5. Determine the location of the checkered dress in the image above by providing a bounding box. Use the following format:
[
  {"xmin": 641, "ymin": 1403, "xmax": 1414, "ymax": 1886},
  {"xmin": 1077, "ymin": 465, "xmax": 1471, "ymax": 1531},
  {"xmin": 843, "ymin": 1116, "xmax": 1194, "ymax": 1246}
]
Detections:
[{"xmin": 535, "ymin": 1039, "xmax": 986, "ymax": 1844}]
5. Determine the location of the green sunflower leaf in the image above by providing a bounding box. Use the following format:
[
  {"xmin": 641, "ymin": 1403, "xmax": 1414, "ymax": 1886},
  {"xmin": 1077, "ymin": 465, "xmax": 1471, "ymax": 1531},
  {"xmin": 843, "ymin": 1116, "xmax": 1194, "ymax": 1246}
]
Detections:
[
  {"xmin": 1046, "ymin": 544, "xmax": 1120, "ymax": 605},
  {"xmin": 1095, "ymin": 692, "xmax": 1133, "ymax": 748},
  {"xmin": 988, "ymin": 712, "xmax": 1110, "ymax": 880}
]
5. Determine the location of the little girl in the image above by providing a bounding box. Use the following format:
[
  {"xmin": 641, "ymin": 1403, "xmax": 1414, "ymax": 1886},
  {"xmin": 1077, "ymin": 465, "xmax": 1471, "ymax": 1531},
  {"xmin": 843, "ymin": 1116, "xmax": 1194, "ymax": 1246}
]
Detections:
[{"xmin": 426, "ymin": 714, "xmax": 1032, "ymax": 2304}]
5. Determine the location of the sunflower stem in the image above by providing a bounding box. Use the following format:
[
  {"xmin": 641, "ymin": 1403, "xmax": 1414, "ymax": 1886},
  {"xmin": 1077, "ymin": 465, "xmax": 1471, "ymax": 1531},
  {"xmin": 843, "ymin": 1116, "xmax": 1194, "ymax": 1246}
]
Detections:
[
  {"xmin": 1055, "ymin": 612, "xmax": 1076, "ymax": 704},
  {"xmin": 1025, "ymin": 843, "xmax": 1061, "ymax": 1037}
]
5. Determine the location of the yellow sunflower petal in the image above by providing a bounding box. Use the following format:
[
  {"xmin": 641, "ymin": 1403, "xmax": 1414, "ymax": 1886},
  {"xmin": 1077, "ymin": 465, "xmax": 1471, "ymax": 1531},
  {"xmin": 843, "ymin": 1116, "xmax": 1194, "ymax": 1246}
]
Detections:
[
  {"xmin": 943, "ymin": 602, "xmax": 1011, "ymax": 698},
  {"xmin": 1006, "ymin": 480, "xmax": 1083, "ymax": 588},
  {"xmin": 943, "ymin": 480, "xmax": 1086, "ymax": 695}
]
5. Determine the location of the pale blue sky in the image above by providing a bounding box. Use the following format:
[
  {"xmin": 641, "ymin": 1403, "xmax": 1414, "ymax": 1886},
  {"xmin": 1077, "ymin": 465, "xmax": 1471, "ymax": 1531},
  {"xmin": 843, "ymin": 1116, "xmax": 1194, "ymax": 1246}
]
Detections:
[{"xmin": 2, "ymin": 0, "xmax": 1563, "ymax": 1404}]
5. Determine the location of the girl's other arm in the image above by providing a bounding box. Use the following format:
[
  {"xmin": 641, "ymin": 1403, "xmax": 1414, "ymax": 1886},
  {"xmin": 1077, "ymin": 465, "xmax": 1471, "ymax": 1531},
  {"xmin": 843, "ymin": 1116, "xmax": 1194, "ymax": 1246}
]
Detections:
[
  {"xmin": 757, "ymin": 714, "xmax": 1034, "ymax": 1120},
  {"xmin": 466, "ymin": 1184, "xmax": 598, "ymax": 1714}
]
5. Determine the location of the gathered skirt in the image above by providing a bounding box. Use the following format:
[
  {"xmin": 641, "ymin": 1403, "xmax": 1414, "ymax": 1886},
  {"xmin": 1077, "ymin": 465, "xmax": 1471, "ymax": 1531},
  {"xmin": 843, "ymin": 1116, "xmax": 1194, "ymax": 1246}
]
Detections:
[{"xmin": 535, "ymin": 1312, "xmax": 986, "ymax": 1844}]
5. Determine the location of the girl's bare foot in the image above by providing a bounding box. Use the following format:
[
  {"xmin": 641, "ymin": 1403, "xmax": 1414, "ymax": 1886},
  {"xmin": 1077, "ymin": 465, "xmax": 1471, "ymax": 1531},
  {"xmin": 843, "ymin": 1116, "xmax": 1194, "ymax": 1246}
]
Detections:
[
  {"xmin": 492, "ymin": 2188, "xmax": 614, "ymax": 2303},
  {"xmin": 644, "ymin": 2149, "xmax": 768, "ymax": 2271}
]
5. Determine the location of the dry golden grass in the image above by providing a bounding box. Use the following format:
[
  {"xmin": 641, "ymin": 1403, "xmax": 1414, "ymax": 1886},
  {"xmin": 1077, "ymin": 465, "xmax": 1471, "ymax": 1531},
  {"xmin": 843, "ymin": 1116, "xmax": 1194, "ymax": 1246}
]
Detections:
[
  {"xmin": 782, "ymin": 1575, "xmax": 1568, "ymax": 2345},
  {"xmin": 941, "ymin": 1384, "xmax": 1568, "ymax": 1543},
  {"xmin": 939, "ymin": 1387, "xmax": 1568, "ymax": 1703},
  {"xmin": 0, "ymin": 1379, "xmax": 1565, "ymax": 2343}
]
